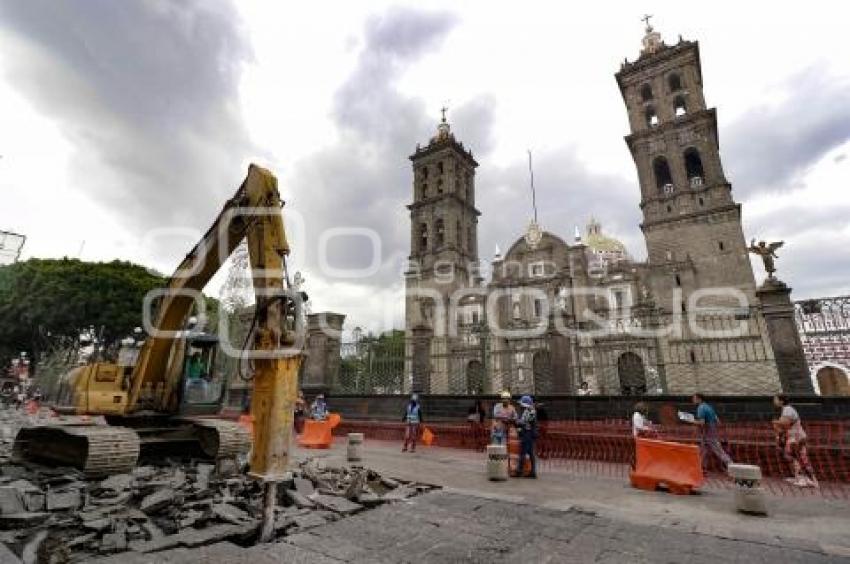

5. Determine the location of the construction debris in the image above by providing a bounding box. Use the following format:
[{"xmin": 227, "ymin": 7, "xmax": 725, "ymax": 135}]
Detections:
[{"xmin": 0, "ymin": 410, "xmax": 436, "ymax": 562}]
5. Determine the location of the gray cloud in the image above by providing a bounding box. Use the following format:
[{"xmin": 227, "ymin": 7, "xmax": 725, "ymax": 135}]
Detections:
[
  {"xmin": 723, "ymin": 66, "xmax": 850, "ymax": 197},
  {"xmin": 0, "ymin": 0, "xmax": 253, "ymax": 241},
  {"xmin": 289, "ymin": 8, "xmax": 460, "ymax": 286}
]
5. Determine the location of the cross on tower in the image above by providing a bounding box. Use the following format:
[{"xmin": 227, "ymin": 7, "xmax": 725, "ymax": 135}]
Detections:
[
  {"xmin": 440, "ymin": 106, "xmax": 448, "ymax": 123},
  {"xmin": 641, "ymin": 14, "xmax": 653, "ymax": 32}
]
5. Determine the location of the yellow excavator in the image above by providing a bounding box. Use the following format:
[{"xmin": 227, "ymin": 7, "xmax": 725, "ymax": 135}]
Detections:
[{"xmin": 14, "ymin": 165, "xmax": 303, "ymax": 481}]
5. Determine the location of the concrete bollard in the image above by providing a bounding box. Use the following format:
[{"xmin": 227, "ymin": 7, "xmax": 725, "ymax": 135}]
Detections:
[
  {"xmin": 487, "ymin": 444, "xmax": 509, "ymax": 481},
  {"xmin": 347, "ymin": 433, "xmax": 364, "ymax": 462},
  {"xmin": 728, "ymin": 463, "xmax": 767, "ymax": 515}
]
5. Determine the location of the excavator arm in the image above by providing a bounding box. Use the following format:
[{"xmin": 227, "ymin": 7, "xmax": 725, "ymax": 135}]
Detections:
[{"xmin": 127, "ymin": 164, "xmax": 299, "ymax": 416}]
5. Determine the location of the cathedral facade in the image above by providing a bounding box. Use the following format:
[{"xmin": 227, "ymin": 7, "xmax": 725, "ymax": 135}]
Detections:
[{"xmin": 404, "ymin": 26, "xmax": 785, "ymax": 396}]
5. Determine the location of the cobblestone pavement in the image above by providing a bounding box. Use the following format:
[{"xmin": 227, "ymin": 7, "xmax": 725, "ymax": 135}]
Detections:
[{"xmin": 101, "ymin": 491, "xmax": 846, "ymax": 563}]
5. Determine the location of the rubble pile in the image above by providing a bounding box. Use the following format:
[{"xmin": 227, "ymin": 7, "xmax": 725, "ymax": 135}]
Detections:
[{"xmin": 0, "ymin": 420, "xmax": 435, "ymax": 563}]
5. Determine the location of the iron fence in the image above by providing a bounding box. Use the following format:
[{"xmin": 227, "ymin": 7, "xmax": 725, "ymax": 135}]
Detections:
[{"xmin": 333, "ymin": 309, "xmax": 789, "ymax": 396}]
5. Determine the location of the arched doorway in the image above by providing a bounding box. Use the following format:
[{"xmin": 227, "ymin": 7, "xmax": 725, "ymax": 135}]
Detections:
[
  {"xmin": 466, "ymin": 360, "xmax": 484, "ymax": 395},
  {"xmin": 816, "ymin": 366, "xmax": 850, "ymax": 396},
  {"xmin": 618, "ymin": 352, "xmax": 647, "ymax": 395},
  {"xmin": 533, "ymin": 351, "xmax": 553, "ymax": 395}
]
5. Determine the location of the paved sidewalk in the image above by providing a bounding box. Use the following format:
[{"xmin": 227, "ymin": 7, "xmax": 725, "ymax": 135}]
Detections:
[{"xmin": 292, "ymin": 438, "xmax": 850, "ymax": 559}]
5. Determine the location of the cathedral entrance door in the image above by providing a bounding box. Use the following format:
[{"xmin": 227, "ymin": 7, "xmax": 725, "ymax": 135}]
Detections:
[
  {"xmin": 617, "ymin": 351, "xmax": 646, "ymax": 395},
  {"xmin": 466, "ymin": 360, "xmax": 484, "ymax": 395},
  {"xmin": 533, "ymin": 351, "xmax": 553, "ymax": 395}
]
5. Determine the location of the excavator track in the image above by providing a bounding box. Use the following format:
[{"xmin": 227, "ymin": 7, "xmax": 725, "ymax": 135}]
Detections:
[
  {"xmin": 184, "ymin": 417, "xmax": 251, "ymax": 459},
  {"xmin": 13, "ymin": 425, "xmax": 141, "ymax": 478}
]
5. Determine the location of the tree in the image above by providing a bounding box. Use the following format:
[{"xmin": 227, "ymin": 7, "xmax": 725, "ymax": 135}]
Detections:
[{"xmin": 0, "ymin": 258, "xmax": 165, "ymax": 370}]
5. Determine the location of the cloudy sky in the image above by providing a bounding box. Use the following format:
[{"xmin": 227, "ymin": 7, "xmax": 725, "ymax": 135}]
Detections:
[{"xmin": 0, "ymin": 1, "xmax": 848, "ymax": 333}]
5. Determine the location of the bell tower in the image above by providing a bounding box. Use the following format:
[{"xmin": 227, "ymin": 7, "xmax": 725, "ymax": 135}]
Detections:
[
  {"xmin": 616, "ymin": 19, "xmax": 756, "ymax": 310},
  {"xmin": 404, "ymin": 110, "xmax": 480, "ymax": 392}
]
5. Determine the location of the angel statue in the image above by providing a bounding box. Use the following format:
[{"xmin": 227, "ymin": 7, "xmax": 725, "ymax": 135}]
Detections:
[{"xmin": 748, "ymin": 239, "xmax": 783, "ymax": 278}]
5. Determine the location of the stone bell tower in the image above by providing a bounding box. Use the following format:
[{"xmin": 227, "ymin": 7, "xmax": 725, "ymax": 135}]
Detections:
[
  {"xmin": 614, "ymin": 19, "xmax": 785, "ymax": 395},
  {"xmin": 404, "ymin": 109, "xmax": 480, "ymax": 393},
  {"xmin": 615, "ymin": 18, "xmax": 756, "ymax": 311}
]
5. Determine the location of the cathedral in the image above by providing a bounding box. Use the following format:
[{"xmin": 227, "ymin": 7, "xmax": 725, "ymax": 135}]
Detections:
[{"xmin": 404, "ymin": 24, "xmax": 795, "ymax": 397}]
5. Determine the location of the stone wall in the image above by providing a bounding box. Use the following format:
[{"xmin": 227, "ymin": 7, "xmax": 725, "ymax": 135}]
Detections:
[{"xmin": 320, "ymin": 394, "xmax": 850, "ymax": 423}]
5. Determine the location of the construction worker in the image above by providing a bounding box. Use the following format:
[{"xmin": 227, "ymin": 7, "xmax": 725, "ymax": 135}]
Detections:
[
  {"xmin": 491, "ymin": 391, "xmax": 516, "ymax": 445},
  {"xmin": 402, "ymin": 393, "xmax": 423, "ymax": 453},
  {"xmin": 514, "ymin": 395, "xmax": 538, "ymax": 478}
]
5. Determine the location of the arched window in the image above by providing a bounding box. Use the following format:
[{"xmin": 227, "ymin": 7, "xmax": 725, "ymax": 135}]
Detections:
[
  {"xmin": 435, "ymin": 219, "xmax": 445, "ymax": 247},
  {"xmin": 653, "ymin": 156, "xmax": 673, "ymax": 192},
  {"xmin": 684, "ymin": 148, "xmax": 704, "ymax": 186},
  {"xmin": 645, "ymin": 106, "xmax": 659, "ymax": 128},
  {"xmin": 437, "ymin": 161, "xmax": 444, "ymax": 174},
  {"xmin": 421, "ymin": 166, "xmax": 429, "ymax": 179},
  {"xmin": 640, "ymin": 83, "xmax": 653, "ymax": 102},
  {"xmin": 420, "ymin": 182, "xmax": 428, "ymax": 199},
  {"xmin": 437, "ymin": 178, "xmax": 443, "ymax": 194},
  {"xmin": 674, "ymin": 95, "xmax": 687, "ymax": 116},
  {"xmin": 419, "ymin": 224, "xmax": 428, "ymax": 252},
  {"xmin": 668, "ymin": 73, "xmax": 682, "ymax": 92},
  {"xmin": 456, "ymin": 220, "xmax": 462, "ymax": 249}
]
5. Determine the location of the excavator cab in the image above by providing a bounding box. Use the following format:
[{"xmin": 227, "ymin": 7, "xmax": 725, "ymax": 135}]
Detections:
[{"xmin": 179, "ymin": 333, "xmax": 226, "ymax": 415}]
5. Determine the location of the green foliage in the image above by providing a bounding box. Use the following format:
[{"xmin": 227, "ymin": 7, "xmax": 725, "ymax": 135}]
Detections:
[{"xmin": 0, "ymin": 258, "xmax": 165, "ymax": 367}]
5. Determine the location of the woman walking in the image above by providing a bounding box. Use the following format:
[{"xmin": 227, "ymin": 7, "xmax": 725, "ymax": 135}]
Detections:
[{"xmin": 773, "ymin": 394, "xmax": 818, "ymax": 488}]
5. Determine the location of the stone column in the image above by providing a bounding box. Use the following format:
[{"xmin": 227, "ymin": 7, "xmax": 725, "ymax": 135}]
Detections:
[
  {"xmin": 411, "ymin": 324, "xmax": 433, "ymax": 394},
  {"xmin": 756, "ymin": 279, "xmax": 813, "ymax": 394},
  {"xmin": 300, "ymin": 312, "xmax": 346, "ymax": 395}
]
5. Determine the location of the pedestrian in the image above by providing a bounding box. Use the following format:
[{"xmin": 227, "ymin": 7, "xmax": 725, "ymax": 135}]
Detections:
[
  {"xmin": 631, "ymin": 401, "xmax": 655, "ymax": 469},
  {"xmin": 772, "ymin": 394, "xmax": 818, "ymax": 488},
  {"xmin": 310, "ymin": 394, "xmax": 328, "ymax": 421},
  {"xmin": 294, "ymin": 390, "xmax": 306, "ymax": 434},
  {"xmin": 513, "ymin": 395, "xmax": 538, "ymax": 478},
  {"xmin": 577, "ymin": 381, "xmax": 591, "ymax": 396},
  {"xmin": 467, "ymin": 399, "xmax": 487, "ymax": 449},
  {"xmin": 491, "ymin": 391, "xmax": 517, "ymax": 445},
  {"xmin": 685, "ymin": 393, "xmax": 732, "ymax": 472},
  {"xmin": 631, "ymin": 402, "xmax": 655, "ymax": 438},
  {"xmin": 402, "ymin": 393, "xmax": 422, "ymax": 453}
]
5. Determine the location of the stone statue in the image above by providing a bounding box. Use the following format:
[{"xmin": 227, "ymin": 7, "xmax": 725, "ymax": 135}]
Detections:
[{"xmin": 748, "ymin": 239, "xmax": 784, "ymax": 278}]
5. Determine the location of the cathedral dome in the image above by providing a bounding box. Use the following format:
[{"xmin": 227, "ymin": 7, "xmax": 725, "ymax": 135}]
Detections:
[{"xmin": 585, "ymin": 218, "xmax": 627, "ymax": 255}]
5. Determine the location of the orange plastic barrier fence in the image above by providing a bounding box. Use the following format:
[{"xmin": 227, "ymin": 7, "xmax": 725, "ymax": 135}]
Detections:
[
  {"xmin": 298, "ymin": 413, "xmax": 342, "ymax": 449},
  {"xmin": 629, "ymin": 437, "xmax": 704, "ymax": 495}
]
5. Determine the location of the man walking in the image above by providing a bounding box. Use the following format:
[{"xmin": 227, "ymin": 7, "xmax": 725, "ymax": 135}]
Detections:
[
  {"xmin": 513, "ymin": 395, "xmax": 538, "ymax": 478},
  {"xmin": 686, "ymin": 393, "xmax": 732, "ymax": 472}
]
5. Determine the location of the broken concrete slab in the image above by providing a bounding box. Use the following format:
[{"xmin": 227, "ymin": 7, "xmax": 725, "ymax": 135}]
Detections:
[
  {"xmin": 292, "ymin": 477, "xmax": 314, "ymax": 497},
  {"xmin": 100, "ymin": 474, "xmax": 133, "ymax": 492},
  {"xmin": 99, "ymin": 531, "xmax": 128, "ymax": 554},
  {"xmin": 284, "ymin": 489, "xmax": 315, "ymax": 509},
  {"xmin": 211, "ymin": 503, "xmax": 250, "ymax": 525},
  {"xmin": 0, "ymin": 541, "xmax": 21, "ymax": 564},
  {"xmin": 46, "ymin": 488, "xmax": 81, "ymax": 511},
  {"xmin": 0, "ymin": 512, "xmax": 48, "ymax": 530},
  {"xmin": 140, "ymin": 488, "xmax": 176, "ymax": 515},
  {"xmin": 0, "ymin": 488, "xmax": 24, "ymax": 515},
  {"xmin": 310, "ymin": 494, "xmax": 363, "ymax": 515}
]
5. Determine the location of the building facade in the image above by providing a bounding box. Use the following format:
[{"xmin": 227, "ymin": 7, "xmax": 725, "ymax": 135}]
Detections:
[{"xmin": 404, "ymin": 26, "xmax": 789, "ymax": 396}]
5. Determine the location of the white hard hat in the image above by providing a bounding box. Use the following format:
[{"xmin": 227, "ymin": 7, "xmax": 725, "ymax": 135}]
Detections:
[{"xmin": 500, "ymin": 391, "xmax": 511, "ymax": 400}]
